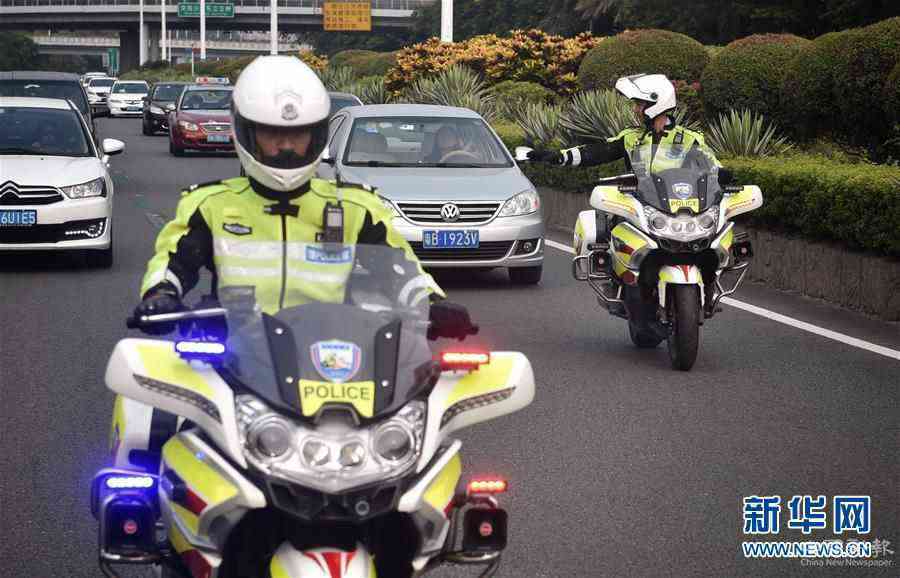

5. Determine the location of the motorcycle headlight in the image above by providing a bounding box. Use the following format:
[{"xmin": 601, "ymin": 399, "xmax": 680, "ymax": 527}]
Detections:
[
  {"xmin": 236, "ymin": 395, "xmax": 426, "ymax": 494},
  {"xmin": 178, "ymin": 120, "xmax": 199, "ymax": 132},
  {"xmin": 61, "ymin": 177, "xmax": 105, "ymax": 199},
  {"xmin": 644, "ymin": 206, "xmax": 718, "ymax": 243},
  {"xmin": 499, "ymin": 189, "xmax": 540, "ymax": 217},
  {"xmin": 150, "ymin": 105, "xmax": 164, "ymax": 115}
]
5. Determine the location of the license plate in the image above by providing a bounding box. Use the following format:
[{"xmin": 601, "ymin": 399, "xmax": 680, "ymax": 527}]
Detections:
[
  {"xmin": 126, "ymin": 106, "xmax": 141, "ymax": 111},
  {"xmin": 423, "ymin": 230, "xmax": 479, "ymax": 249},
  {"xmin": 0, "ymin": 210, "xmax": 37, "ymax": 227},
  {"xmin": 207, "ymin": 134, "xmax": 230, "ymax": 143}
]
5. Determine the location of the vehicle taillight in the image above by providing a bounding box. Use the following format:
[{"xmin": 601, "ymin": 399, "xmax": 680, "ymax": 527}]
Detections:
[
  {"xmin": 440, "ymin": 351, "xmax": 490, "ymax": 370},
  {"xmin": 467, "ymin": 478, "xmax": 508, "ymax": 495}
]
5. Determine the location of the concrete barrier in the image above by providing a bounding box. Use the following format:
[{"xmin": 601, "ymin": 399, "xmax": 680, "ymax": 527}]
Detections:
[{"xmin": 537, "ymin": 186, "xmax": 900, "ymax": 322}]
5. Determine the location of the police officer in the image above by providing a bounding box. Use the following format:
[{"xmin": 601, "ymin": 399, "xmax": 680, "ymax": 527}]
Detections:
[{"xmin": 134, "ymin": 55, "xmax": 474, "ymax": 339}]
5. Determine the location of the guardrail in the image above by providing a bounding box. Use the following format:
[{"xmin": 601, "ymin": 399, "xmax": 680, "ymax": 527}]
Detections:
[
  {"xmin": 29, "ymin": 34, "xmax": 307, "ymax": 51},
  {"xmin": 1, "ymin": 0, "xmax": 432, "ymax": 9}
]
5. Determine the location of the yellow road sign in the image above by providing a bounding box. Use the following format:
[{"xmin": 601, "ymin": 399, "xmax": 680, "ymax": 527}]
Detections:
[{"xmin": 323, "ymin": 1, "xmax": 372, "ymax": 31}]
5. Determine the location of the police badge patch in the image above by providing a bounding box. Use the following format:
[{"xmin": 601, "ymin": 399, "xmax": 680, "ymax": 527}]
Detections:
[
  {"xmin": 223, "ymin": 223, "xmax": 253, "ymax": 235},
  {"xmin": 311, "ymin": 340, "xmax": 362, "ymax": 383},
  {"xmin": 672, "ymin": 183, "xmax": 693, "ymax": 199}
]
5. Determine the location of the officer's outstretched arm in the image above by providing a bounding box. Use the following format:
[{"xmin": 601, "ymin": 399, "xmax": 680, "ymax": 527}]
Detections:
[{"xmin": 140, "ymin": 189, "xmax": 216, "ymax": 298}]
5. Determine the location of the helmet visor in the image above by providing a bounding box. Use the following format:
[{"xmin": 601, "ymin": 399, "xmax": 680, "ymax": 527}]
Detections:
[{"xmin": 234, "ymin": 111, "xmax": 328, "ymax": 170}]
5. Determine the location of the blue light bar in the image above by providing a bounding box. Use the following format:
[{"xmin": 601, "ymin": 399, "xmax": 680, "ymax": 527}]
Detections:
[
  {"xmin": 106, "ymin": 475, "xmax": 155, "ymax": 489},
  {"xmin": 175, "ymin": 341, "xmax": 226, "ymax": 355}
]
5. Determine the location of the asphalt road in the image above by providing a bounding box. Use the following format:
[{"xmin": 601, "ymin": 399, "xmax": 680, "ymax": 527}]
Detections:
[{"xmin": 1, "ymin": 117, "xmax": 897, "ymax": 577}]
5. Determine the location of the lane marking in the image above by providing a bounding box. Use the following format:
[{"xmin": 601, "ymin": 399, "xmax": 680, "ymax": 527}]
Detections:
[{"xmin": 544, "ymin": 238, "xmax": 900, "ymax": 361}]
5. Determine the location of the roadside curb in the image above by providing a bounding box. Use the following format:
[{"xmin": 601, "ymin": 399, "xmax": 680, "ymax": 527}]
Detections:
[{"xmin": 538, "ymin": 186, "xmax": 900, "ymax": 322}]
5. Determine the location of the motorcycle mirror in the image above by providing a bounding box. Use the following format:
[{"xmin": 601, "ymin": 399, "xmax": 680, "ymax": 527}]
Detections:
[
  {"xmin": 718, "ymin": 168, "xmax": 734, "ymax": 186},
  {"xmin": 514, "ymin": 146, "xmax": 533, "ymax": 162}
]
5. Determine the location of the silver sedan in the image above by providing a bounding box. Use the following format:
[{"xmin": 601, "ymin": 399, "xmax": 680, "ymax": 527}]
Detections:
[{"xmin": 319, "ymin": 104, "xmax": 544, "ymax": 284}]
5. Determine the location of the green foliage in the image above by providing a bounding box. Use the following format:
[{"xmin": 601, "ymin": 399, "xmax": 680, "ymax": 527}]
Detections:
[
  {"xmin": 701, "ymin": 34, "xmax": 810, "ymax": 122},
  {"xmin": 317, "ymin": 66, "xmax": 357, "ymax": 92},
  {"xmin": 402, "ymin": 65, "xmax": 498, "ymax": 122},
  {"xmin": 560, "ymin": 89, "xmax": 634, "ymax": 143},
  {"xmin": 728, "ymin": 155, "xmax": 900, "ymax": 255},
  {"xmin": 490, "ymin": 80, "xmax": 557, "ymax": 120},
  {"xmin": 491, "ymin": 120, "xmax": 528, "ymax": 150},
  {"xmin": 519, "ymin": 161, "xmax": 627, "ymax": 193},
  {"xmin": 330, "ymin": 50, "xmax": 396, "ymax": 79},
  {"xmin": 512, "ymin": 102, "xmax": 566, "ymax": 149},
  {"xmin": 780, "ymin": 31, "xmax": 847, "ymax": 140},
  {"xmin": 348, "ymin": 76, "xmax": 395, "ymax": 105},
  {"xmin": 0, "ymin": 32, "xmax": 40, "ymax": 70},
  {"xmin": 577, "ymin": 29, "xmax": 709, "ymax": 91},
  {"xmin": 884, "ymin": 61, "xmax": 900, "ymax": 126},
  {"xmin": 705, "ymin": 109, "xmax": 793, "ymax": 158}
]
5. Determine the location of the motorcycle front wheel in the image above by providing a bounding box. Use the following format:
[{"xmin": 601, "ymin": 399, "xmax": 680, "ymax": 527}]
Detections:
[{"xmin": 667, "ymin": 285, "xmax": 700, "ymax": 371}]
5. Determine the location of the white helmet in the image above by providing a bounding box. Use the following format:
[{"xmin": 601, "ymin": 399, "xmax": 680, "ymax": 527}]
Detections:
[
  {"xmin": 615, "ymin": 74, "xmax": 677, "ymax": 122},
  {"xmin": 232, "ymin": 55, "xmax": 331, "ymax": 193}
]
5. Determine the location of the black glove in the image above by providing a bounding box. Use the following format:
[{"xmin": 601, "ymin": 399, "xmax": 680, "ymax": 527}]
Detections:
[
  {"xmin": 132, "ymin": 285, "xmax": 184, "ymax": 335},
  {"xmin": 526, "ymin": 149, "xmax": 564, "ymax": 165},
  {"xmin": 428, "ymin": 300, "xmax": 478, "ymax": 341},
  {"xmin": 718, "ymin": 167, "xmax": 734, "ymax": 186}
]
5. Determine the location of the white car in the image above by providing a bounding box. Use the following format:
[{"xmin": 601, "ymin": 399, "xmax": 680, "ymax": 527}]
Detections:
[
  {"xmin": 86, "ymin": 76, "xmax": 116, "ymax": 112},
  {"xmin": 0, "ymin": 97, "xmax": 124, "ymax": 267},
  {"xmin": 108, "ymin": 80, "xmax": 149, "ymax": 117}
]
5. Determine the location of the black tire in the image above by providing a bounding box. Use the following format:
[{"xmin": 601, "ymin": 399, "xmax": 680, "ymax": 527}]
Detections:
[
  {"xmin": 85, "ymin": 243, "xmax": 113, "ymax": 269},
  {"xmin": 629, "ymin": 320, "xmax": 663, "ymax": 348},
  {"xmin": 508, "ymin": 265, "xmax": 542, "ymax": 285},
  {"xmin": 667, "ymin": 285, "xmax": 701, "ymax": 371},
  {"xmin": 142, "ymin": 118, "xmax": 153, "ymax": 135},
  {"xmin": 169, "ymin": 140, "xmax": 184, "ymax": 157}
]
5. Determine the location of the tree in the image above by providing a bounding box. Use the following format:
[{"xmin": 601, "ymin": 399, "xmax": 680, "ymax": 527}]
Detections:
[{"xmin": 0, "ymin": 32, "xmax": 40, "ymax": 71}]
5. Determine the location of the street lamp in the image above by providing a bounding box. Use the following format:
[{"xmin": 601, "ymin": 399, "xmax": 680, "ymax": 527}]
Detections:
[
  {"xmin": 139, "ymin": 0, "xmax": 145, "ymax": 65},
  {"xmin": 161, "ymin": 0, "xmax": 167, "ymax": 62},
  {"xmin": 270, "ymin": 0, "xmax": 278, "ymax": 55},
  {"xmin": 441, "ymin": 0, "xmax": 453, "ymax": 43}
]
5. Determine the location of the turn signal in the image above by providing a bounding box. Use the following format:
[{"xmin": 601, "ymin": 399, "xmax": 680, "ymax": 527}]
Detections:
[
  {"xmin": 441, "ymin": 352, "xmax": 490, "ymax": 368},
  {"xmin": 467, "ymin": 478, "xmax": 508, "ymax": 495}
]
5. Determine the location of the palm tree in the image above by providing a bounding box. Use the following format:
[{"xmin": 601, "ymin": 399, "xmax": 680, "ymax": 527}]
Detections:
[{"xmin": 575, "ymin": 0, "xmax": 623, "ymax": 20}]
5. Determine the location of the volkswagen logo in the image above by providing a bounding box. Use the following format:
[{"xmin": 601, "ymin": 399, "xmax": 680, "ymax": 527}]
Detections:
[{"xmin": 440, "ymin": 203, "xmax": 461, "ymax": 222}]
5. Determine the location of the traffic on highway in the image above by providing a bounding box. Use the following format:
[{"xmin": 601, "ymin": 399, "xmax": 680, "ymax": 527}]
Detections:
[{"xmin": 0, "ymin": 56, "xmax": 898, "ymax": 578}]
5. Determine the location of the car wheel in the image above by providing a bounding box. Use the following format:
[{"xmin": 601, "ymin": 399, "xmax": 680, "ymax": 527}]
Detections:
[
  {"xmin": 508, "ymin": 265, "xmax": 542, "ymax": 285},
  {"xmin": 169, "ymin": 141, "xmax": 185, "ymax": 157},
  {"xmin": 85, "ymin": 242, "xmax": 113, "ymax": 269},
  {"xmin": 142, "ymin": 118, "xmax": 153, "ymax": 135}
]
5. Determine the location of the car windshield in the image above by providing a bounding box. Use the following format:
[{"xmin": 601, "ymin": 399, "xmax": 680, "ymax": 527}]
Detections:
[
  {"xmin": 0, "ymin": 79, "xmax": 89, "ymax": 117},
  {"xmin": 212, "ymin": 243, "xmax": 433, "ymax": 421},
  {"xmin": 0, "ymin": 106, "xmax": 91, "ymax": 157},
  {"xmin": 112, "ymin": 83, "xmax": 148, "ymax": 94},
  {"xmin": 89, "ymin": 78, "xmax": 116, "ymax": 88},
  {"xmin": 627, "ymin": 143, "xmax": 723, "ymax": 214},
  {"xmin": 153, "ymin": 84, "xmax": 185, "ymax": 101},
  {"xmin": 343, "ymin": 116, "xmax": 513, "ymax": 168},
  {"xmin": 180, "ymin": 89, "xmax": 232, "ymax": 110},
  {"xmin": 330, "ymin": 96, "xmax": 360, "ymax": 116}
]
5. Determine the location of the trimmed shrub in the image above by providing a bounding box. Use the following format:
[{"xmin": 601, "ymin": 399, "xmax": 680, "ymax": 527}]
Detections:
[
  {"xmin": 701, "ymin": 34, "xmax": 810, "ymax": 122},
  {"xmin": 674, "ymin": 80, "xmax": 703, "ymax": 126},
  {"xmin": 519, "ymin": 162, "xmax": 627, "ymax": 194},
  {"xmin": 884, "ymin": 61, "xmax": 900, "ymax": 126},
  {"xmin": 330, "ymin": 49, "xmax": 373, "ymax": 70},
  {"xmin": 577, "ymin": 29, "xmax": 709, "ymax": 91},
  {"xmin": 490, "ymin": 80, "xmax": 556, "ymax": 120},
  {"xmin": 491, "ymin": 120, "xmax": 527, "ymax": 151},
  {"xmin": 728, "ymin": 156, "xmax": 900, "ymax": 255},
  {"xmin": 387, "ymin": 30, "xmax": 602, "ymax": 96},
  {"xmin": 781, "ymin": 31, "xmax": 847, "ymax": 139},
  {"xmin": 331, "ymin": 50, "xmax": 396, "ymax": 78}
]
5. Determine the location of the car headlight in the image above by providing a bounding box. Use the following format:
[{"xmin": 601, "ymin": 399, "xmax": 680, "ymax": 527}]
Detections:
[
  {"xmin": 61, "ymin": 178, "xmax": 105, "ymax": 199},
  {"xmin": 150, "ymin": 105, "xmax": 164, "ymax": 115},
  {"xmin": 499, "ymin": 189, "xmax": 540, "ymax": 217},
  {"xmin": 178, "ymin": 120, "xmax": 199, "ymax": 132},
  {"xmin": 644, "ymin": 206, "xmax": 718, "ymax": 242},
  {"xmin": 236, "ymin": 395, "xmax": 425, "ymax": 494}
]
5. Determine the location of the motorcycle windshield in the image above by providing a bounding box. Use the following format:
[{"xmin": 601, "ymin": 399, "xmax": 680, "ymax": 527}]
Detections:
[
  {"xmin": 627, "ymin": 143, "xmax": 723, "ymax": 214},
  {"xmin": 217, "ymin": 243, "xmax": 435, "ymax": 422}
]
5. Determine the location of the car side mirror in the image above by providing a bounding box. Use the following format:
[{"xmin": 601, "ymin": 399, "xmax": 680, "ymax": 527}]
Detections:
[
  {"xmin": 166, "ymin": 104, "xmax": 176, "ymax": 111},
  {"xmin": 514, "ymin": 146, "xmax": 533, "ymax": 162},
  {"xmin": 102, "ymin": 139, "xmax": 125, "ymax": 156}
]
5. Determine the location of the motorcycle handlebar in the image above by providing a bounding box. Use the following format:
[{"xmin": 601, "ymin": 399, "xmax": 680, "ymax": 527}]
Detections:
[{"xmin": 125, "ymin": 307, "xmax": 228, "ymax": 329}]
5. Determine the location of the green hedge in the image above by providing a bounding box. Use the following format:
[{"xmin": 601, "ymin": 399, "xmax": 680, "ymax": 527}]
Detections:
[
  {"xmin": 727, "ymin": 156, "xmax": 900, "ymax": 255},
  {"xmin": 781, "ymin": 31, "xmax": 847, "ymax": 140},
  {"xmin": 492, "ymin": 120, "xmax": 528, "ymax": 150},
  {"xmin": 577, "ymin": 29, "xmax": 709, "ymax": 91},
  {"xmin": 701, "ymin": 34, "xmax": 809, "ymax": 122},
  {"xmin": 885, "ymin": 61, "xmax": 900, "ymax": 125},
  {"xmin": 490, "ymin": 80, "xmax": 557, "ymax": 109},
  {"xmin": 330, "ymin": 50, "xmax": 396, "ymax": 78}
]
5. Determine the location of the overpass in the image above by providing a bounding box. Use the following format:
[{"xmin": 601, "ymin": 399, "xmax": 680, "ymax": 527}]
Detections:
[{"xmin": 0, "ymin": 0, "xmax": 433, "ymax": 71}]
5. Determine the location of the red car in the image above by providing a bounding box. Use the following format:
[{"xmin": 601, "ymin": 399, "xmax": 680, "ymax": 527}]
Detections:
[{"xmin": 168, "ymin": 84, "xmax": 234, "ymax": 156}]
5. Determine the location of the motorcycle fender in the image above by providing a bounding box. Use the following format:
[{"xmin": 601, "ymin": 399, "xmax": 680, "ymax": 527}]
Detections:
[
  {"xmin": 573, "ymin": 210, "xmax": 599, "ymax": 255},
  {"xmin": 270, "ymin": 543, "xmax": 376, "ymax": 578},
  {"xmin": 589, "ymin": 185, "xmax": 641, "ymax": 222},
  {"xmin": 657, "ymin": 265, "xmax": 704, "ymax": 309},
  {"xmin": 105, "ymin": 338, "xmax": 245, "ymax": 467},
  {"xmin": 160, "ymin": 431, "xmax": 266, "ymax": 565},
  {"xmin": 109, "ymin": 393, "xmax": 154, "ymax": 468},
  {"xmin": 723, "ymin": 185, "xmax": 763, "ymax": 220}
]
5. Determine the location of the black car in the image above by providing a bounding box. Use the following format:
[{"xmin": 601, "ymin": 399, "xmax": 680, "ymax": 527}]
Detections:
[
  {"xmin": 0, "ymin": 71, "xmax": 99, "ymax": 140},
  {"xmin": 142, "ymin": 81, "xmax": 187, "ymax": 135}
]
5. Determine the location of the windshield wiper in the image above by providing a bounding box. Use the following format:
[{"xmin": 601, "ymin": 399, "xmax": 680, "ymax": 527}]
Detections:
[
  {"xmin": 0, "ymin": 147, "xmax": 42, "ymax": 155},
  {"xmin": 434, "ymin": 162, "xmax": 486, "ymax": 168}
]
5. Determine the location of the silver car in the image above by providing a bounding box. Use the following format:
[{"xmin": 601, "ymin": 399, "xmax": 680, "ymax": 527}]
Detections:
[{"xmin": 319, "ymin": 104, "xmax": 544, "ymax": 284}]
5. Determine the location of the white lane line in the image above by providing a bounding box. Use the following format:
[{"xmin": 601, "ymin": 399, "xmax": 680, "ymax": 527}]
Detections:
[{"xmin": 543, "ymin": 238, "xmax": 900, "ymax": 361}]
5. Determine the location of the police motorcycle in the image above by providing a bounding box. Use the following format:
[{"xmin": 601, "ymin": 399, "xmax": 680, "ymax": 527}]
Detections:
[
  {"xmin": 91, "ymin": 243, "xmax": 535, "ymax": 578},
  {"xmin": 517, "ymin": 143, "xmax": 761, "ymax": 371}
]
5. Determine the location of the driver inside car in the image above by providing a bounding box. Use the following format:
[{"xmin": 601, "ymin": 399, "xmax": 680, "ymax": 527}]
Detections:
[{"xmin": 427, "ymin": 125, "xmax": 468, "ymax": 163}]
